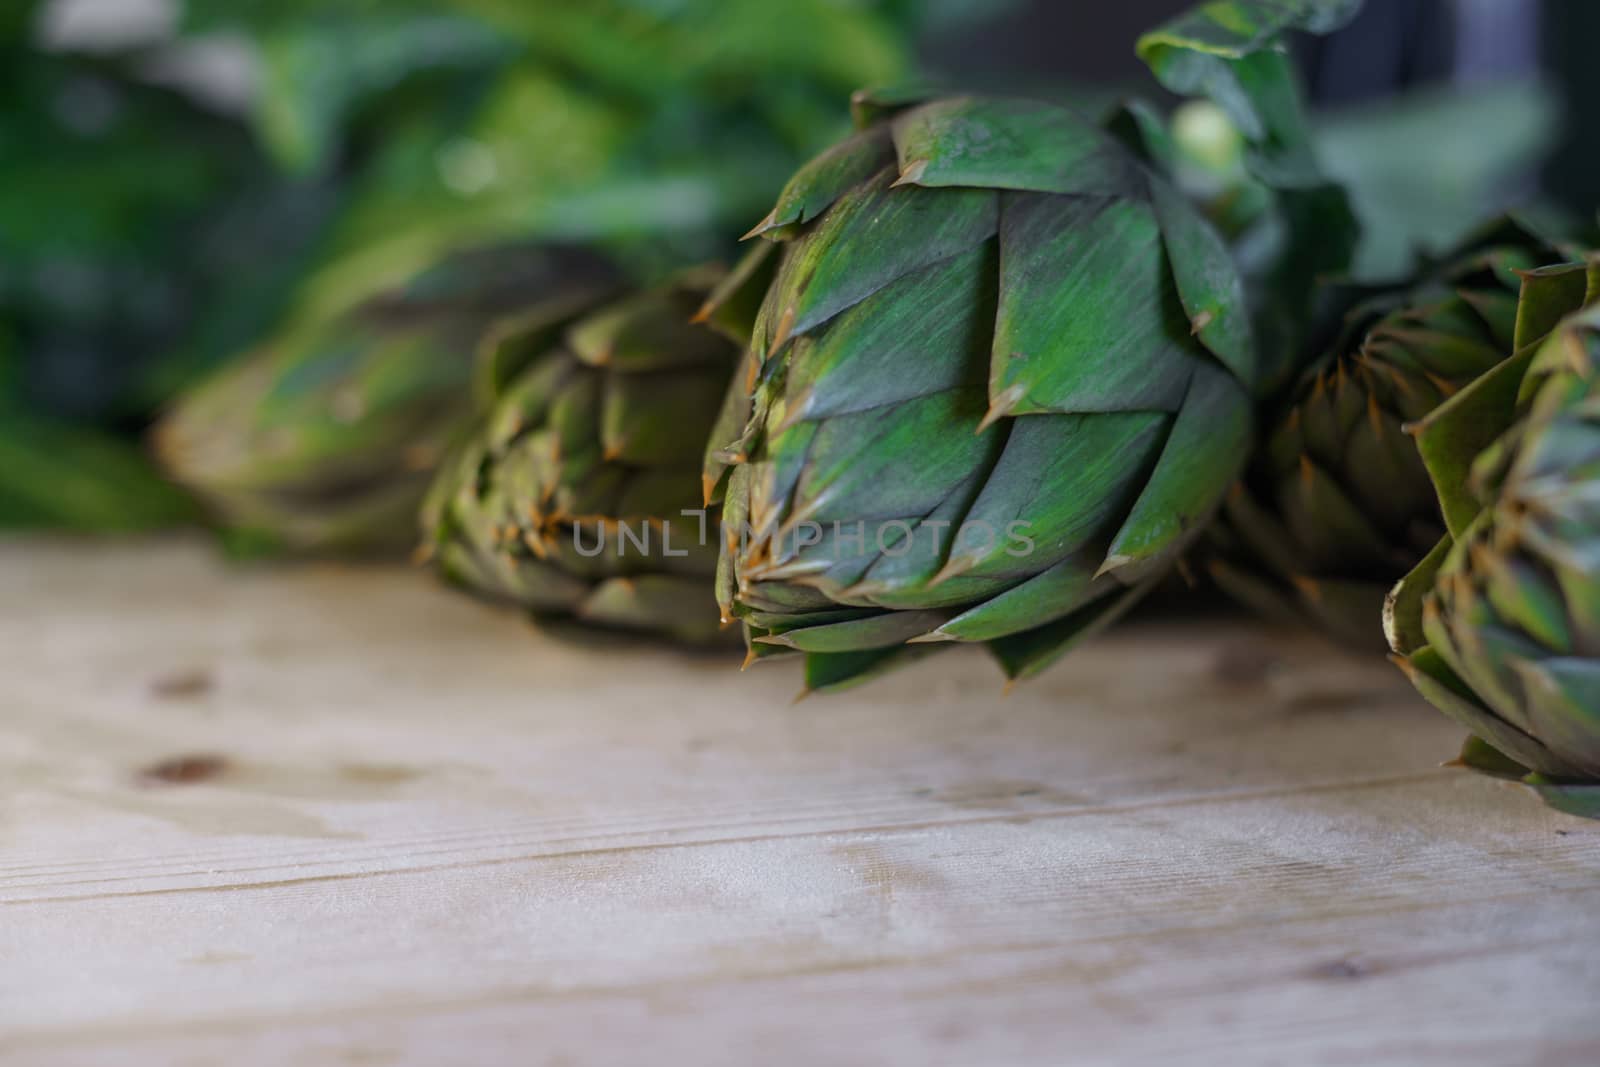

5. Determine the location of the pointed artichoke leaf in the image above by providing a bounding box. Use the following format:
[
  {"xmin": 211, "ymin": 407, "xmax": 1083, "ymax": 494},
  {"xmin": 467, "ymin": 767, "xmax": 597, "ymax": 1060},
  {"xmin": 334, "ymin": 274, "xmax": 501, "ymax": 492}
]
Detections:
[
  {"xmin": 568, "ymin": 289, "xmax": 727, "ymax": 372},
  {"xmin": 986, "ymin": 583, "xmax": 1152, "ymax": 683},
  {"xmin": 503, "ymin": 556, "xmax": 594, "ymax": 613},
  {"xmin": 1439, "ymin": 612, "xmax": 1552, "ymax": 737},
  {"xmin": 890, "ymin": 96, "xmax": 1136, "ymax": 197},
  {"xmin": 1208, "ymin": 557, "xmax": 1307, "ymax": 629},
  {"xmin": 945, "ymin": 412, "xmax": 1168, "ymax": 581},
  {"xmin": 1525, "ymin": 304, "xmax": 1600, "ymax": 405},
  {"xmin": 1479, "ymin": 550, "xmax": 1571, "ymax": 655},
  {"xmin": 745, "ymin": 127, "xmax": 896, "ymax": 240},
  {"xmin": 1105, "ymin": 362, "xmax": 1253, "ymax": 580},
  {"xmin": 757, "ymin": 610, "xmax": 954, "ymax": 653},
  {"xmin": 1102, "ymin": 98, "xmax": 1178, "ymax": 173},
  {"xmin": 1513, "ymin": 658, "xmax": 1600, "ymax": 780},
  {"xmin": 803, "ymin": 646, "xmax": 933, "ymax": 696},
  {"xmin": 697, "ymin": 243, "xmax": 780, "ymax": 346},
  {"xmin": 741, "ymin": 579, "xmax": 838, "ymax": 614},
  {"xmin": 578, "ymin": 576, "xmax": 728, "ymax": 645},
  {"xmin": 1295, "ymin": 576, "xmax": 1388, "ymax": 648},
  {"xmin": 1457, "ymin": 734, "xmax": 1535, "ymax": 780},
  {"xmin": 702, "ymin": 352, "xmax": 761, "ymax": 506},
  {"xmin": 1412, "ymin": 350, "xmax": 1535, "ymax": 539},
  {"xmin": 846, "ymin": 467, "xmax": 1004, "ymax": 607},
  {"xmin": 781, "ymin": 242, "xmax": 994, "ymax": 423},
  {"xmin": 788, "ymin": 388, "xmax": 997, "ymax": 525},
  {"xmin": 743, "ymin": 626, "xmax": 796, "ymax": 666},
  {"xmin": 935, "ymin": 553, "xmax": 1113, "ymax": 643},
  {"xmin": 1514, "ymin": 261, "xmax": 1595, "ymax": 353},
  {"xmin": 1218, "ymin": 483, "xmax": 1303, "ymax": 580},
  {"xmin": 1393, "ymin": 644, "xmax": 1560, "ymax": 777},
  {"xmin": 482, "ymin": 345, "xmax": 579, "ymax": 454},
  {"xmin": 1384, "ymin": 534, "xmax": 1454, "ymax": 655},
  {"xmin": 765, "ymin": 174, "xmax": 999, "ymax": 346},
  {"xmin": 991, "ymin": 193, "xmax": 1201, "ymax": 416},
  {"xmin": 613, "ymin": 467, "xmax": 702, "ymax": 525},
  {"xmin": 476, "ymin": 309, "xmax": 580, "ymax": 408},
  {"xmin": 1342, "ymin": 399, "xmax": 1436, "ymax": 535},
  {"xmin": 850, "ymin": 84, "xmax": 949, "ymax": 129},
  {"xmin": 746, "ymin": 606, "xmax": 882, "ymax": 631},
  {"xmin": 601, "ymin": 369, "xmax": 729, "ymax": 466},
  {"xmin": 747, "ymin": 419, "xmax": 818, "ymax": 546},
  {"xmin": 1149, "ymin": 173, "xmax": 1257, "ymax": 387}
]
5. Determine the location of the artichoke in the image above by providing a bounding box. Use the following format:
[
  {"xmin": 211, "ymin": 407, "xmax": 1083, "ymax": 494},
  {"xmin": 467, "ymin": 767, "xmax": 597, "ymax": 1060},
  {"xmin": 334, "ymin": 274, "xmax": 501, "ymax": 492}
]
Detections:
[
  {"xmin": 156, "ymin": 243, "xmax": 621, "ymax": 555},
  {"xmin": 700, "ymin": 91, "xmax": 1258, "ymax": 694},
  {"xmin": 1388, "ymin": 301, "xmax": 1600, "ymax": 819},
  {"xmin": 420, "ymin": 270, "xmax": 741, "ymax": 645},
  {"xmin": 1210, "ymin": 222, "xmax": 1580, "ymax": 648}
]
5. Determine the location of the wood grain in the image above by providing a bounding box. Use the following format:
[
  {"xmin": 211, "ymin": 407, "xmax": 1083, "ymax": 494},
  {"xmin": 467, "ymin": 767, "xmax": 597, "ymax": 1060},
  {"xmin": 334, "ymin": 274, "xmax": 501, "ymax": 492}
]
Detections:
[{"xmin": 1, "ymin": 538, "xmax": 1596, "ymax": 1066}]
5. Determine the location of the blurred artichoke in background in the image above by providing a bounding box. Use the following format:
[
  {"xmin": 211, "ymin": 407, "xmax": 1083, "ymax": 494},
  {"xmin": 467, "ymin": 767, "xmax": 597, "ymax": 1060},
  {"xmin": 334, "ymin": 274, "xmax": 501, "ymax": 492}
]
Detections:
[
  {"xmin": 700, "ymin": 90, "xmax": 1257, "ymax": 694},
  {"xmin": 156, "ymin": 243, "xmax": 621, "ymax": 555},
  {"xmin": 1210, "ymin": 222, "xmax": 1586, "ymax": 648},
  {"xmin": 137, "ymin": 0, "xmax": 953, "ymax": 551},
  {"xmin": 420, "ymin": 270, "xmax": 741, "ymax": 644},
  {"xmin": 1389, "ymin": 302, "xmax": 1600, "ymax": 818}
]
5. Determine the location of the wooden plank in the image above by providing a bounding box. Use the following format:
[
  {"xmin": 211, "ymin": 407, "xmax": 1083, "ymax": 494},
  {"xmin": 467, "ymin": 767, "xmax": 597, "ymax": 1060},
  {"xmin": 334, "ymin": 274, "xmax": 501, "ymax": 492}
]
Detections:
[{"xmin": 0, "ymin": 538, "xmax": 1596, "ymax": 1065}]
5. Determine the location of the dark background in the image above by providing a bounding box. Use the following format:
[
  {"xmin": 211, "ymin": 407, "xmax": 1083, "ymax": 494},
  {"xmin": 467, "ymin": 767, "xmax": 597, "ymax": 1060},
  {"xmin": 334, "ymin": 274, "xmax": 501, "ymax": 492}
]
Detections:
[{"xmin": 925, "ymin": 0, "xmax": 1593, "ymax": 214}]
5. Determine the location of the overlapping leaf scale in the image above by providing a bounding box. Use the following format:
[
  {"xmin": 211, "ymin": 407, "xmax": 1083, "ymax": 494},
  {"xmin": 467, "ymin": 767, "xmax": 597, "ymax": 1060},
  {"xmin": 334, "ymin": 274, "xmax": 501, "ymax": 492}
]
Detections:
[
  {"xmin": 424, "ymin": 278, "xmax": 737, "ymax": 644},
  {"xmin": 1391, "ymin": 337, "xmax": 1600, "ymax": 810}
]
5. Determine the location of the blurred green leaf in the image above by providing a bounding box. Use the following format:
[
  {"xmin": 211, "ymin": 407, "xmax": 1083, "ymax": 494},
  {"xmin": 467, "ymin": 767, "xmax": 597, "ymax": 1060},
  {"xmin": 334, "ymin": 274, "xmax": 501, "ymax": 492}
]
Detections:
[
  {"xmin": 0, "ymin": 416, "xmax": 196, "ymax": 532},
  {"xmin": 460, "ymin": 0, "xmax": 905, "ymax": 99},
  {"xmin": 1318, "ymin": 82, "xmax": 1561, "ymax": 282},
  {"xmin": 1139, "ymin": 1, "xmax": 1365, "ymax": 393},
  {"xmin": 0, "ymin": 33, "xmax": 337, "ymax": 534},
  {"xmin": 0, "ymin": 1, "xmax": 43, "ymax": 45},
  {"xmin": 0, "ymin": 51, "xmax": 282, "ymax": 422},
  {"xmin": 1138, "ymin": 0, "xmax": 1363, "ymax": 184},
  {"xmin": 253, "ymin": 14, "xmax": 512, "ymax": 173},
  {"xmin": 177, "ymin": 0, "xmax": 921, "ymax": 310},
  {"xmin": 302, "ymin": 63, "xmax": 828, "ymax": 294}
]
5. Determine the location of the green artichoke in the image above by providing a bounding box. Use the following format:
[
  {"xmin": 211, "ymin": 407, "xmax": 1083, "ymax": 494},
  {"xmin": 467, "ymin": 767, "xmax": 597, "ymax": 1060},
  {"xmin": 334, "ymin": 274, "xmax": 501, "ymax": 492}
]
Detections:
[
  {"xmin": 1388, "ymin": 301, "xmax": 1600, "ymax": 819},
  {"xmin": 700, "ymin": 91, "xmax": 1258, "ymax": 694},
  {"xmin": 1210, "ymin": 222, "xmax": 1580, "ymax": 648},
  {"xmin": 420, "ymin": 270, "xmax": 741, "ymax": 645},
  {"xmin": 156, "ymin": 243, "xmax": 621, "ymax": 555}
]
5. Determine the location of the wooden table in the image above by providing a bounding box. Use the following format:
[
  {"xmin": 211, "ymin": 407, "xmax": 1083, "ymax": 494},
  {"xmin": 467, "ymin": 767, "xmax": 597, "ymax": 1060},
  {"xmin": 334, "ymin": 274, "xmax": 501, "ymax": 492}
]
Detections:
[{"xmin": 2, "ymin": 538, "xmax": 1596, "ymax": 1065}]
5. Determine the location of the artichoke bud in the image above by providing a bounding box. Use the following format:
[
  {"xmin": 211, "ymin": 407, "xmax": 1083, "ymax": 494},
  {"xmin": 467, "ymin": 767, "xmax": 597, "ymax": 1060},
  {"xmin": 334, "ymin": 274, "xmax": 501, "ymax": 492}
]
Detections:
[
  {"xmin": 1213, "ymin": 223, "xmax": 1585, "ymax": 648},
  {"xmin": 699, "ymin": 91, "xmax": 1259, "ymax": 694},
  {"xmin": 157, "ymin": 243, "xmax": 622, "ymax": 555},
  {"xmin": 421, "ymin": 270, "xmax": 742, "ymax": 646},
  {"xmin": 1389, "ymin": 305, "xmax": 1600, "ymax": 819}
]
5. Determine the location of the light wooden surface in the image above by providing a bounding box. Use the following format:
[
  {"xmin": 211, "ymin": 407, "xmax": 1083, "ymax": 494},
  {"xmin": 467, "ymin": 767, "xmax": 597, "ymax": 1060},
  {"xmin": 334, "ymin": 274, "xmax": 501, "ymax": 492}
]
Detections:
[{"xmin": 1, "ymin": 538, "xmax": 1597, "ymax": 1066}]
